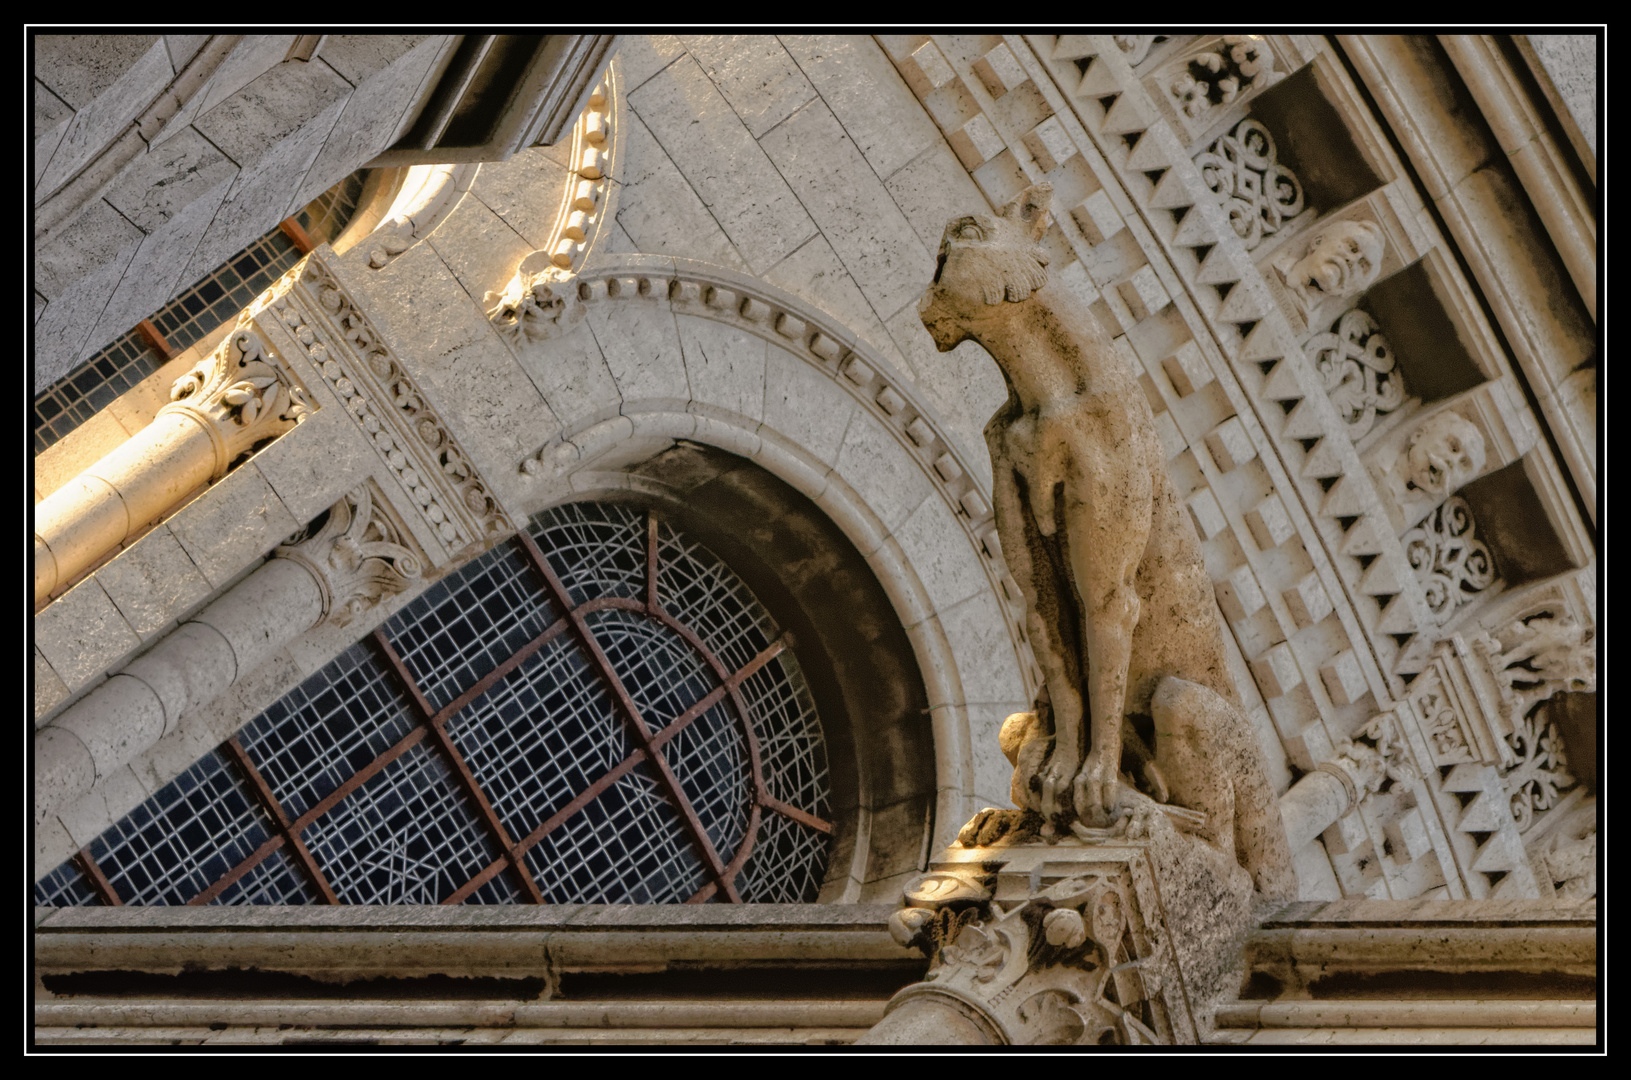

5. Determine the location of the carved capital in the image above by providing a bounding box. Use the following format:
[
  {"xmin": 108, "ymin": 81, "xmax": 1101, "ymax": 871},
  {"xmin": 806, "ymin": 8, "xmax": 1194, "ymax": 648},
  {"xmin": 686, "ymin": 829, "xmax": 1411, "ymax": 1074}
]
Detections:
[
  {"xmin": 888, "ymin": 866, "xmax": 1168, "ymax": 1045},
  {"xmin": 275, "ymin": 484, "xmax": 423, "ymax": 627},
  {"xmin": 159, "ymin": 329, "xmax": 311, "ymax": 478}
]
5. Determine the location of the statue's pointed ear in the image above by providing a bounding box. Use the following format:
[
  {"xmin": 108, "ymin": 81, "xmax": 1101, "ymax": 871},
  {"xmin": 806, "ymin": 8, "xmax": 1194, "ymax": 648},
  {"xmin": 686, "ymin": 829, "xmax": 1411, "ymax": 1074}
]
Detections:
[{"xmin": 1000, "ymin": 182, "xmax": 1053, "ymax": 241}]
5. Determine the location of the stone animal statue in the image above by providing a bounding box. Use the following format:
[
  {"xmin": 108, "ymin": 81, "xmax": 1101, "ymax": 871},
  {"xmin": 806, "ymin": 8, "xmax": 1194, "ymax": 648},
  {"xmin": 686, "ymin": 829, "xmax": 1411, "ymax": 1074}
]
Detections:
[{"xmin": 920, "ymin": 183, "xmax": 1293, "ymax": 898}]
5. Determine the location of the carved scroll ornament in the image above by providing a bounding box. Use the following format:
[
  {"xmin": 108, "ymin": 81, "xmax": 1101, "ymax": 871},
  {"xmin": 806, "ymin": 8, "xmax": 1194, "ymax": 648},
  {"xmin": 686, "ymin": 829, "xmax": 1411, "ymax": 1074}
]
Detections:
[
  {"xmin": 1195, "ymin": 118, "xmax": 1305, "ymax": 253},
  {"xmin": 1403, "ymin": 496, "xmax": 1496, "ymax": 625},
  {"xmin": 159, "ymin": 329, "xmax": 311, "ymax": 478},
  {"xmin": 1306, "ymin": 308, "xmax": 1404, "ymax": 438}
]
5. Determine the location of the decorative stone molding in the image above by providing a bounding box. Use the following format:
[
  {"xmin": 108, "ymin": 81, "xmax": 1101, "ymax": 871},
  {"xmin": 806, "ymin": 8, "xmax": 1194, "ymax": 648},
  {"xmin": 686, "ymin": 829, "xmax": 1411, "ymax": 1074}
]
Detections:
[
  {"xmin": 1536, "ymin": 819, "xmax": 1595, "ymax": 899},
  {"xmin": 274, "ymin": 482, "xmax": 424, "ymax": 628},
  {"xmin": 1194, "ymin": 118, "xmax": 1305, "ymax": 252},
  {"xmin": 1402, "ymin": 496, "xmax": 1496, "ymax": 625},
  {"xmin": 159, "ymin": 329, "xmax": 313, "ymax": 480},
  {"xmin": 360, "ymin": 163, "xmax": 480, "ymax": 270},
  {"xmin": 268, "ymin": 251, "xmax": 515, "ymax": 564},
  {"xmin": 514, "ymin": 255, "xmax": 1038, "ymax": 700},
  {"xmin": 1305, "ymin": 307, "xmax": 1403, "ymax": 439}
]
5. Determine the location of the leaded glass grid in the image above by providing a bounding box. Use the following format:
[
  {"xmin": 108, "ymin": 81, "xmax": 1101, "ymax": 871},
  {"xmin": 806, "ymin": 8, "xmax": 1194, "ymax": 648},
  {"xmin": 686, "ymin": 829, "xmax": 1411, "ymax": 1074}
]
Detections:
[
  {"xmin": 36, "ymin": 501, "xmax": 834, "ymax": 907},
  {"xmin": 33, "ymin": 172, "xmax": 365, "ymax": 454}
]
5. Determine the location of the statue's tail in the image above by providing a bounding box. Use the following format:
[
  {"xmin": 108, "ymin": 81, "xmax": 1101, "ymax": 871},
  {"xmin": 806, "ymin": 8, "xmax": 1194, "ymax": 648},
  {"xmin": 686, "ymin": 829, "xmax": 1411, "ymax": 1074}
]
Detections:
[{"xmin": 1151, "ymin": 677, "xmax": 1297, "ymax": 901}]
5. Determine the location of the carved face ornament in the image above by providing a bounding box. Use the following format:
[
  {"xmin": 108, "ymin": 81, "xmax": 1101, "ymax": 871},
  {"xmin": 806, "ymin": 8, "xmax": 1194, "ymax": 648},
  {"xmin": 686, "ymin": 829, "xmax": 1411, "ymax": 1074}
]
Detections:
[
  {"xmin": 919, "ymin": 184, "xmax": 1053, "ymax": 351},
  {"xmin": 1288, "ymin": 219, "xmax": 1383, "ymax": 303},
  {"xmin": 1405, "ymin": 411, "xmax": 1485, "ymax": 497}
]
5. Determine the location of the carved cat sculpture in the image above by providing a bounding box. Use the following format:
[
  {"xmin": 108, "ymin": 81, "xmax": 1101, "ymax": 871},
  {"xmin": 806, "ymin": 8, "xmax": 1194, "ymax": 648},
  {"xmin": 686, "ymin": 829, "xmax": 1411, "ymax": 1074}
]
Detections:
[{"xmin": 919, "ymin": 184, "xmax": 1293, "ymax": 897}]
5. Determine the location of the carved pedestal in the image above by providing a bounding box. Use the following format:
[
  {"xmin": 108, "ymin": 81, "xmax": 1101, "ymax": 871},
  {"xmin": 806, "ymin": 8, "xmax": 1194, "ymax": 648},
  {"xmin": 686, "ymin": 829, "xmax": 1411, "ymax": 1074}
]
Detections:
[{"xmin": 863, "ymin": 826, "xmax": 1266, "ymax": 1045}]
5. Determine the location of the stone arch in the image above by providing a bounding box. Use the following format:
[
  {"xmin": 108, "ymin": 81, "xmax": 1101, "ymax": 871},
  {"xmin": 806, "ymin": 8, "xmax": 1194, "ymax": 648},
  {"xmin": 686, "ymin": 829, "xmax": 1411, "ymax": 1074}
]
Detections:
[{"xmin": 496, "ymin": 254, "xmax": 1039, "ymax": 851}]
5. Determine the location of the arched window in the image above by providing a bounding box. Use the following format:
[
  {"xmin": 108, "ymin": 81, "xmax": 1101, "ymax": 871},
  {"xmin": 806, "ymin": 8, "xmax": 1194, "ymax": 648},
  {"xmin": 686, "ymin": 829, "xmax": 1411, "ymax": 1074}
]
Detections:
[{"xmin": 35, "ymin": 501, "xmax": 832, "ymax": 906}]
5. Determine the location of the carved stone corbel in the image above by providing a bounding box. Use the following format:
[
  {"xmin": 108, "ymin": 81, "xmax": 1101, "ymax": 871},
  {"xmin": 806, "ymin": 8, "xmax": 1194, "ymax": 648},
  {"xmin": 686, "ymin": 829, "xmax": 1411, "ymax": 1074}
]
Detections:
[
  {"xmin": 274, "ymin": 483, "xmax": 424, "ymax": 627},
  {"xmin": 485, "ymin": 251, "xmax": 586, "ymax": 346},
  {"xmin": 158, "ymin": 329, "xmax": 312, "ymax": 480}
]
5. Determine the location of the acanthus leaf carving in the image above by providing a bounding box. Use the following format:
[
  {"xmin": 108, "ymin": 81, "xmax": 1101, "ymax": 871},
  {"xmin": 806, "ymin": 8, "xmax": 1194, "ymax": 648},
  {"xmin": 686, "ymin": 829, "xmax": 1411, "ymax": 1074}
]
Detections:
[
  {"xmin": 1402, "ymin": 496, "xmax": 1496, "ymax": 625},
  {"xmin": 1306, "ymin": 307, "xmax": 1404, "ymax": 439},
  {"xmin": 1195, "ymin": 118, "xmax": 1305, "ymax": 252},
  {"xmin": 1473, "ymin": 608, "xmax": 1596, "ymax": 732},
  {"xmin": 276, "ymin": 483, "xmax": 424, "ymax": 627},
  {"xmin": 160, "ymin": 329, "xmax": 311, "ymax": 478}
]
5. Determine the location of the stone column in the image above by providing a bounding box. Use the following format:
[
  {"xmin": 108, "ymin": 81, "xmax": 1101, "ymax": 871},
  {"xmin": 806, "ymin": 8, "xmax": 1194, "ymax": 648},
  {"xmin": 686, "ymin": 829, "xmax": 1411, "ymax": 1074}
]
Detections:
[
  {"xmin": 34, "ymin": 484, "xmax": 420, "ymax": 826},
  {"xmin": 34, "ymin": 330, "xmax": 309, "ymax": 605}
]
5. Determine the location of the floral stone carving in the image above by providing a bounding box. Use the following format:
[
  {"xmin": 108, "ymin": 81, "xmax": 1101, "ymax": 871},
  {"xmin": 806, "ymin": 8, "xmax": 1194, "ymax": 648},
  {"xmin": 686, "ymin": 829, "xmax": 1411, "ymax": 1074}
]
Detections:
[
  {"xmin": 1306, "ymin": 307, "xmax": 1404, "ymax": 438},
  {"xmin": 1195, "ymin": 118, "xmax": 1305, "ymax": 252},
  {"xmin": 1403, "ymin": 496, "xmax": 1496, "ymax": 625},
  {"xmin": 917, "ymin": 182, "xmax": 1295, "ymax": 903},
  {"xmin": 1166, "ymin": 36, "xmax": 1272, "ymax": 120},
  {"xmin": 159, "ymin": 329, "xmax": 311, "ymax": 478},
  {"xmin": 276, "ymin": 483, "xmax": 424, "ymax": 627}
]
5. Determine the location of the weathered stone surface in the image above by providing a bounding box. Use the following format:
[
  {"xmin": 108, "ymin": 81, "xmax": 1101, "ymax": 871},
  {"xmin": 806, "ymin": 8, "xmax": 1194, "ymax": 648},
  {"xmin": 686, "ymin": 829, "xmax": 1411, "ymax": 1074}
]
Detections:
[
  {"xmin": 35, "ymin": 579, "xmax": 142, "ymax": 693},
  {"xmin": 758, "ymin": 99, "xmax": 933, "ymax": 322},
  {"xmin": 628, "ymin": 55, "xmax": 815, "ymax": 274},
  {"xmin": 613, "ymin": 110, "xmax": 748, "ymax": 272},
  {"xmin": 681, "ymin": 35, "xmax": 815, "ymax": 139},
  {"xmin": 780, "ymin": 35, "xmax": 941, "ymax": 184},
  {"xmin": 167, "ymin": 465, "xmax": 299, "ymax": 588},
  {"xmin": 94, "ymin": 526, "xmax": 213, "ymax": 641}
]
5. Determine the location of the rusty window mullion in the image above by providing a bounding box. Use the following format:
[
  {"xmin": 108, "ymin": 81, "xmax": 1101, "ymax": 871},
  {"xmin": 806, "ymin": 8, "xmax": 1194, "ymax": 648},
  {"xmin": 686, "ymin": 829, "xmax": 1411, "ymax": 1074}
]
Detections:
[
  {"xmin": 221, "ymin": 737, "xmax": 341, "ymax": 904},
  {"xmin": 72, "ymin": 849, "xmax": 122, "ymax": 907},
  {"xmin": 372, "ymin": 628, "xmax": 546, "ymax": 904}
]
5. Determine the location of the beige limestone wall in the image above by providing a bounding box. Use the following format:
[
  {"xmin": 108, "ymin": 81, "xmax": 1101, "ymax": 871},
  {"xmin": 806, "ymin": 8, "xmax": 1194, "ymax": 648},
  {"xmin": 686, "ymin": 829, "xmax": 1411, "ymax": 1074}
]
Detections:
[{"xmin": 34, "ymin": 35, "xmax": 458, "ymax": 390}]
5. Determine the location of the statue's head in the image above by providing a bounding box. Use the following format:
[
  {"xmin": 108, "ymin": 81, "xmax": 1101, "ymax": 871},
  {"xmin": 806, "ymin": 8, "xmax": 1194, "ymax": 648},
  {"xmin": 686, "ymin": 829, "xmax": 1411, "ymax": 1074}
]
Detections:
[
  {"xmin": 919, "ymin": 184, "xmax": 1053, "ymax": 351},
  {"xmin": 1405, "ymin": 410, "xmax": 1485, "ymax": 497},
  {"xmin": 1286, "ymin": 218, "xmax": 1383, "ymax": 305}
]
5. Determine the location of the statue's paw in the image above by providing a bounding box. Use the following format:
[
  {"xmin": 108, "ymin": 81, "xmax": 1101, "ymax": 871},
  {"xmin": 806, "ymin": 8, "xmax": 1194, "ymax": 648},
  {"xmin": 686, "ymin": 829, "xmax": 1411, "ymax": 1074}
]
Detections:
[
  {"xmin": 1039, "ymin": 756, "xmax": 1076, "ymax": 822},
  {"xmin": 1073, "ymin": 751, "xmax": 1122, "ymax": 828},
  {"xmin": 1141, "ymin": 759, "xmax": 1171, "ymax": 804},
  {"xmin": 958, "ymin": 808, "xmax": 1043, "ymax": 848}
]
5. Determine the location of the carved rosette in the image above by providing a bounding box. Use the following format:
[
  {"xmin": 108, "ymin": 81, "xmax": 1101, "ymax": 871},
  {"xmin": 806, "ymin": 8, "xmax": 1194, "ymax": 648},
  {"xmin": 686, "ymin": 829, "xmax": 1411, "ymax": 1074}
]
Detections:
[
  {"xmin": 271, "ymin": 254, "xmax": 513, "ymax": 563},
  {"xmin": 1306, "ymin": 308, "xmax": 1404, "ymax": 438},
  {"xmin": 1402, "ymin": 496, "xmax": 1496, "ymax": 625},
  {"xmin": 159, "ymin": 329, "xmax": 311, "ymax": 477},
  {"xmin": 276, "ymin": 483, "xmax": 424, "ymax": 627},
  {"xmin": 1195, "ymin": 118, "xmax": 1305, "ymax": 252},
  {"xmin": 882, "ymin": 858, "xmax": 1188, "ymax": 1045},
  {"xmin": 1165, "ymin": 36, "xmax": 1272, "ymax": 120}
]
